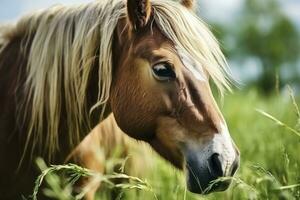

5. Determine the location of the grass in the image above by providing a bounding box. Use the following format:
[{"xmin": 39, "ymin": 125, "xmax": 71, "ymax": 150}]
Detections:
[{"xmin": 30, "ymin": 88, "xmax": 300, "ymax": 200}]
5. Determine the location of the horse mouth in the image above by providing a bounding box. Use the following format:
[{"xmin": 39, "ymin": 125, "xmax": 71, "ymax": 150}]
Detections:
[
  {"xmin": 186, "ymin": 166, "xmax": 232, "ymax": 194},
  {"xmin": 184, "ymin": 153, "xmax": 238, "ymax": 194},
  {"xmin": 183, "ymin": 142, "xmax": 239, "ymax": 194}
]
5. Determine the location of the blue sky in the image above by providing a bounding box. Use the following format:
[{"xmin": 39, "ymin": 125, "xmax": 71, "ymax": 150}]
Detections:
[{"xmin": 0, "ymin": 0, "xmax": 89, "ymax": 22}]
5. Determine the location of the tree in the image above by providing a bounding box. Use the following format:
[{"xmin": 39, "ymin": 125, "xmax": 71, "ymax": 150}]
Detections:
[{"xmin": 236, "ymin": 0, "xmax": 300, "ymax": 92}]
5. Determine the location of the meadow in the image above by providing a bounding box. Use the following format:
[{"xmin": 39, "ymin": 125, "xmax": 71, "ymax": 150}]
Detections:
[{"xmin": 32, "ymin": 88, "xmax": 300, "ymax": 200}]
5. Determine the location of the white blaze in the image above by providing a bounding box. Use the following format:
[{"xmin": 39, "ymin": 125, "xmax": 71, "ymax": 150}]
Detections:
[
  {"xmin": 176, "ymin": 47, "xmax": 206, "ymax": 81},
  {"xmin": 211, "ymin": 123, "xmax": 237, "ymax": 176}
]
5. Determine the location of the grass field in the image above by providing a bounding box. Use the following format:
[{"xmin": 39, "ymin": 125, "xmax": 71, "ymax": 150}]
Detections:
[{"xmin": 32, "ymin": 88, "xmax": 300, "ymax": 200}]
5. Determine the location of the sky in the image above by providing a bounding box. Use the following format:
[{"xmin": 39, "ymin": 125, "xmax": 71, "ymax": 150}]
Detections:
[
  {"xmin": 1, "ymin": 0, "xmax": 300, "ymax": 27},
  {"xmin": 0, "ymin": 0, "xmax": 89, "ymax": 22},
  {"xmin": 199, "ymin": 0, "xmax": 300, "ymax": 27}
]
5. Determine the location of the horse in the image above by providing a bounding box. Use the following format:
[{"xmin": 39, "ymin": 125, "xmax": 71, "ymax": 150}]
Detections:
[
  {"xmin": 68, "ymin": 114, "xmax": 152, "ymax": 200},
  {"xmin": 0, "ymin": 0, "xmax": 240, "ymax": 199}
]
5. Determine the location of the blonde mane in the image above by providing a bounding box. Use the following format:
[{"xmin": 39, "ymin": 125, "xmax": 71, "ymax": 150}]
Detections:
[
  {"xmin": 0, "ymin": 24, "xmax": 11, "ymax": 51},
  {"xmin": 2, "ymin": 0, "xmax": 232, "ymax": 161}
]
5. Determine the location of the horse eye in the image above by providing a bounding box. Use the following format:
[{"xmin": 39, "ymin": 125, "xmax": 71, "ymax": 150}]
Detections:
[{"xmin": 152, "ymin": 62, "xmax": 176, "ymax": 81}]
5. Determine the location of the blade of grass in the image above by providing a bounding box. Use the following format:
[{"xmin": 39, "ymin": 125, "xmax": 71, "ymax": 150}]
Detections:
[
  {"xmin": 287, "ymin": 85, "xmax": 300, "ymax": 119},
  {"xmin": 273, "ymin": 183, "xmax": 300, "ymax": 191},
  {"xmin": 288, "ymin": 85, "xmax": 300, "ymax": 131},
  {"xmin": 32, "ymin": 158, "xmax": 156, "ymax": 200},
  {"xmin": 256, "ymin": 109, "xmax": 300, "ymax": 138}
]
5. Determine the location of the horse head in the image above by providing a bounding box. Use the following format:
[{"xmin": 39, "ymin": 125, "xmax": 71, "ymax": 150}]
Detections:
[{"xmin": 110, "ymin": 0, "xmax": 240, "ymax": 194}]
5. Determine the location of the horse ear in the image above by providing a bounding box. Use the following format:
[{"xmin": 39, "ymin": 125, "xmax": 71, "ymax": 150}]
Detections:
[
  {"xmin": 181, "ymin": 0, "xmax": 195, "ymax": 10},
  {"xmin": 127, "ymin": 0, "xmax": 152, "ymax": 30}
]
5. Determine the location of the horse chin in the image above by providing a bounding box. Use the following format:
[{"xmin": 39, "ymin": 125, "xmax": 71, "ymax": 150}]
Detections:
[{"xmin": 148, "ymin": 137, "xmax": 184, "ymax": 169}]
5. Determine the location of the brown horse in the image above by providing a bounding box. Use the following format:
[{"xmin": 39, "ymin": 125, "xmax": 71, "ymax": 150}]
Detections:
[{"xmin": 0, "ymin": 0, "xmax": 239, "ymax": 199}]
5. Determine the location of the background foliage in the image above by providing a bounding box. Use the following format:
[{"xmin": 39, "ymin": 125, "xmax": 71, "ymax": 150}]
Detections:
[{"xmin": 206, "ymin": 0, "xmax": 300, "ymax": 93}]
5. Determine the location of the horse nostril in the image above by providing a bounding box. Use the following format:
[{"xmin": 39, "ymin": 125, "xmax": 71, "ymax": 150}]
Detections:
[
  {"xmin": 209, "ymin": 153, "xmax": 224, "ymax": 177},
  {"xmin": 230, "ymin": 156, "xmax": 240, "ymax": 176}
]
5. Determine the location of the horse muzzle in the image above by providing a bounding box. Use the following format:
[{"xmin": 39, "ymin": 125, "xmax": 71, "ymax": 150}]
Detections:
[{"xmin": 183, "ymin": 129, "xmax": 240, "ymax": 194}]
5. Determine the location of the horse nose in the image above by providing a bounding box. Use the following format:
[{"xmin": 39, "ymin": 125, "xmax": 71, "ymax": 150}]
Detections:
[
  {"xmin": 185, "ymin": 150, "xmax": 239, "ymax": 194},
  {"xmin": 209, "ymin": 152, "xmax": 240, "ymax": 177},
  {"xmin": 208, "ymin": 153, "xmax": 224, "ymax": 177}
]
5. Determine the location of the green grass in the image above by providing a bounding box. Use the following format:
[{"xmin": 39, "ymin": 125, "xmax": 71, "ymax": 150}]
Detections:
[{"xmin": 31, "ymin": 89, "xmax": 300, "ymax": 200}]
